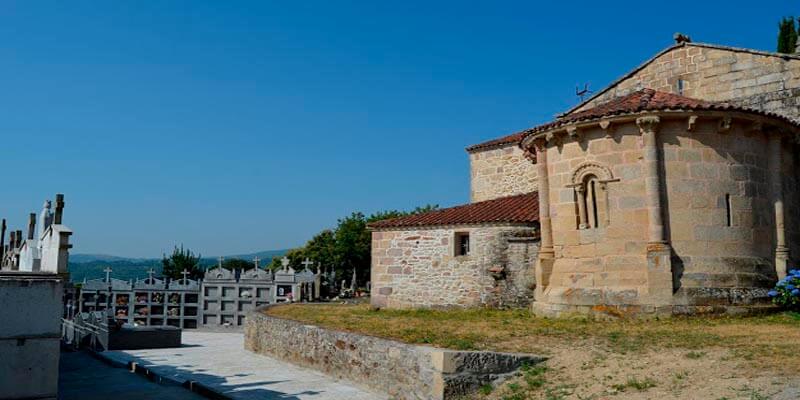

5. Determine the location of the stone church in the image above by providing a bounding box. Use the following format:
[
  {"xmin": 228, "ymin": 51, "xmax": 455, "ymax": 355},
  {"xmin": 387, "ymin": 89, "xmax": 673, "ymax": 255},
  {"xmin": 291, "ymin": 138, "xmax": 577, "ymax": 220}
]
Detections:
[{"xmin": 369, "ymin": 36, "xmax": 800, "ymax": 317}]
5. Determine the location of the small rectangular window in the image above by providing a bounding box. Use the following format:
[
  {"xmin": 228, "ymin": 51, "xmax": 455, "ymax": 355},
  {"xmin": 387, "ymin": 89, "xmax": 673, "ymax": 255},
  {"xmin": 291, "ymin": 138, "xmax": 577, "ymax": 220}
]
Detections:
[
  {"xmin": 455, "ymin": 233, "xmax": 470, "ymax": 256},
  {"xmin": 725, "ymin": 194, "xmax": 732, "ymax": 226}
]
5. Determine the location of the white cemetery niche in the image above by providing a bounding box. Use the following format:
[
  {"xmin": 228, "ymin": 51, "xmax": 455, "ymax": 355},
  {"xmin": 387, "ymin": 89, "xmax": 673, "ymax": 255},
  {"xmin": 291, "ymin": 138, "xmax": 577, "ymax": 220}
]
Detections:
[
  {"xmin": 39, "ymin": 224, "xmax": 72, "ymax": 274},
  {"xmin": 17, "ymin": 239, "xmax": 41, "ymax": 272}
]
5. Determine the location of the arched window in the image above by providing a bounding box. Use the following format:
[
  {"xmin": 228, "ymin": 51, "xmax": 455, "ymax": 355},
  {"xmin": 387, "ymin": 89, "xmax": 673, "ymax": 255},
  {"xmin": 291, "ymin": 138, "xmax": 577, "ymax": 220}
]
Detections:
[{"xmin": 570, "ymin": 162, "xmax": 615, "ymax": 230}]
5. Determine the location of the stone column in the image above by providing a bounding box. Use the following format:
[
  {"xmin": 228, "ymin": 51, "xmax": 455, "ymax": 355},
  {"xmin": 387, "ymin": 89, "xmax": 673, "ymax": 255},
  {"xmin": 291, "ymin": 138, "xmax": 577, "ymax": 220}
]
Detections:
[
  {"xmin": 636, "ymin": 115, "xmax": 672, "ymax": 307},
  {"xmin": 535, "ymin": 139, "xmax": 554, "ymax": 257},
  {"xmin": 533, "ymin": 139, "xmax": 554, "ymax": 304},
  {"xmin": 637, "ymin": 116, "xmax": 666, "ymax": 244},
  {"xmin": 575, "ymin": 186, "xmax": 588, "ymax": 229},
  {"xmin": 768, "ymin": 134, "xmax": 788, "ymax": 279}
]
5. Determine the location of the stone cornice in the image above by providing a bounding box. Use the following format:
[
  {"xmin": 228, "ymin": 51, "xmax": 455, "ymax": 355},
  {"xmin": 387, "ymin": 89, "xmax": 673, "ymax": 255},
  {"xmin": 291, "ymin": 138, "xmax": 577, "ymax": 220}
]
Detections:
[{"xmin": 519, "ymin": 110, "xmax": 800, "ymax": 151}]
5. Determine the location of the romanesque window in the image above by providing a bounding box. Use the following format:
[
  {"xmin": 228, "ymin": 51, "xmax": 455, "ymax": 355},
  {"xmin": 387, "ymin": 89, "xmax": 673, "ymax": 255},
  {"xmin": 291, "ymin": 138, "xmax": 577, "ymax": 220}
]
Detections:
[
  {"xmin": 569, "ymin": 162, "xmax": 616, "ymax": 230},
  {"xmin": 455, "ymin": 232, "xmax": 470, "ymax": 256}
]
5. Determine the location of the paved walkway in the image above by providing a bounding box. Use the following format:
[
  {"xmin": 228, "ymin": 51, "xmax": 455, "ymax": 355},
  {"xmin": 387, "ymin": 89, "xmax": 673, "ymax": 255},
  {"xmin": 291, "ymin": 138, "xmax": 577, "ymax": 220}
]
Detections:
[
  {"xmin": 98, "ymin": 331, "xmax": 386, "ymax": 400},
  {"xmin": 59, "ymin": 350, "xmax": 205, "ymax": 400}
]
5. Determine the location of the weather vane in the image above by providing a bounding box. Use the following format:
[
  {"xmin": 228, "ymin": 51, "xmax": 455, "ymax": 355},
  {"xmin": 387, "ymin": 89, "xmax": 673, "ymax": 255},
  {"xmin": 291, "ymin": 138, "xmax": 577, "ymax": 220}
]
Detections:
[{"xmin": 576, "ymin": 83, "xmax": 593, "ymax": 101}]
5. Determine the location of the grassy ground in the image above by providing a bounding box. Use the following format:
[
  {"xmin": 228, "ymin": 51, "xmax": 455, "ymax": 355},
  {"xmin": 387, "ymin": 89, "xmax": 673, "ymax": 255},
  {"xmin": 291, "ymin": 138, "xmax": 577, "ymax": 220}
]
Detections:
[{"xmin": 266, "ymin": 304, "xmax": 800, "ymax": 399}]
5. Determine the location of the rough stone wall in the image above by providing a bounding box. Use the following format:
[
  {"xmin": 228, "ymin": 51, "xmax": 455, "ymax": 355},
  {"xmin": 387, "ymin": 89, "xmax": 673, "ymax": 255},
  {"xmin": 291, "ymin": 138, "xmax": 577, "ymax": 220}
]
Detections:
[
  {"xmin": 539, "ymin": 119, "xmax": 795, "ymax": 312},
  {"xmin": 469, "ymin": 145, "xmax": 537, "ymax": 202},
  {"xmin": 371, "ymin": 225, "xmax": 539, "ymax": 309},
  {"xmin": 244, "ymin": 310, "xmax": 545, "ymax": 400},
  {"xmin": 572, "ymin": 44, "xmax": 800, "ymax": 120}
]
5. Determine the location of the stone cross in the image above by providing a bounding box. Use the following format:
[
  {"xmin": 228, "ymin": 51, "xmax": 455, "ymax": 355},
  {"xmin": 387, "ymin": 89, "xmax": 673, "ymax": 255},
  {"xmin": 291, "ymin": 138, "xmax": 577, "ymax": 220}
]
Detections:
[
  {"xmin": 218, "ymin": 256, "xmax": 224, "ymax": 268},
  {"xmin": 301, "ymin": 258, "xmax": 314, "ymax": 271},
  {"xmin": 147, "ymin": 268, "xmax": 155, "ymax": 282},
  {"xmin": 253, "ymin": 256, "xmax": 260, "ymax": 270},
  {"xmin": 104, "ymin": 267, "xmax": 113, "ymax": 283},
  {"xmin": 281, "ymin": 256, "xmax": 290, "ymax": 271},
  {"xmin": 181, "ymin": 269, "xmax": 190, "ymax": 284}
]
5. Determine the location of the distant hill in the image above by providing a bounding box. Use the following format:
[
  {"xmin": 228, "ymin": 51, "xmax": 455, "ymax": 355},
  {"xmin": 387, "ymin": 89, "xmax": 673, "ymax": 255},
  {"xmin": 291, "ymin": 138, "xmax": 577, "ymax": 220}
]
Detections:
[{"xmin": 68, "ymin": 249, "xmax": 289, "ymax": 283}]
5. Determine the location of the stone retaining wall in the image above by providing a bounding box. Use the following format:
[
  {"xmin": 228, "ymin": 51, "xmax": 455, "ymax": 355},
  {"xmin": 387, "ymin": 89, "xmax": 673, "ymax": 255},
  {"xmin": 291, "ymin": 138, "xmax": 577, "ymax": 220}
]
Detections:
[{"xmin": 244, "ymin": 308, "xmax": 544, "ymax": 400}]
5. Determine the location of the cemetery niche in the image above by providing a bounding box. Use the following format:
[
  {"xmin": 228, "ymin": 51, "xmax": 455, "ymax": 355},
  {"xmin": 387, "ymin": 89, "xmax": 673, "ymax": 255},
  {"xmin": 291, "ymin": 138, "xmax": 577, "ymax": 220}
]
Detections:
[{"xmin": 72, "ymin": 256, "xmax": 329, "ymax": 330}]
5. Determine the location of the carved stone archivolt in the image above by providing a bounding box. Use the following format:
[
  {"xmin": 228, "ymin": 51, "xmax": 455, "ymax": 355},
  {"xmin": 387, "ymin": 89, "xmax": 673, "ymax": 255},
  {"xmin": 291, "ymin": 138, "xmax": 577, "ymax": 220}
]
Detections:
[{"xmin": 570, "ymin": 162, "xmax": 614, "ymax": 185}]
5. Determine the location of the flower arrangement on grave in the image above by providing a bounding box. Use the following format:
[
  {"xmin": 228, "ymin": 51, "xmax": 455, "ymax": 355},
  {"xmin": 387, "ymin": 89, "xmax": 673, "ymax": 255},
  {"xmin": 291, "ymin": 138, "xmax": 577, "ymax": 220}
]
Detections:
[
  {"xmin": 135, "ymin": 307, "xmax": 149, "ymax": 316},
  {"xmin": 116, "ymin": 309, "xmax": 128, "ymax": 318},
  {"xmin": 116, "ymin": 295, "xmax": 129, "ymax": 306},
  {"xmin": 168, "ymin": 307, "xmax": 180, "ymax": 316},
  {"xmin": 169, "ymin": 293, "xmax": 180, "ymax": 304},
  {"xmin": 768, "ymin": 269, "xmax": 800, "ymax": 310},
  {"xmin": 152, "ymin": 293, "xmax": 164, "ymax": 303},
  {"xmin": 136, "ymin": 294, "xmax": 148, "ymax": 303}
]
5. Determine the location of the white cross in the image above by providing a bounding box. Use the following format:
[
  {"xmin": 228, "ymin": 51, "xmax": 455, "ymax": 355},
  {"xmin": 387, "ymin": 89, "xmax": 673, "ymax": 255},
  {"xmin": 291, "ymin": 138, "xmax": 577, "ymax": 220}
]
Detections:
[
  {"xmin": 253, "ymin": 257, "xmax": 261, "ymax": 270},
  {"xmin": 280, "ymin": 256, "xmax": 290, "ymax": 270},
  {"xmin": 218, "ymin": 256, "xmax": 225, "ymax": 268},
  {"xmin": 181, "ymin": 269, "xmax": 190, "ymax": 284},
  {"xmin": 147, "ymin": 268, "xmax": 155, "ymax": 282},
  {"xmin": 301, "ymin": 258, "xmax": 314, "ymax": 270},
  {"xmin": 104, "ymin": 267, "xmax": 113, "ymax": 283}
]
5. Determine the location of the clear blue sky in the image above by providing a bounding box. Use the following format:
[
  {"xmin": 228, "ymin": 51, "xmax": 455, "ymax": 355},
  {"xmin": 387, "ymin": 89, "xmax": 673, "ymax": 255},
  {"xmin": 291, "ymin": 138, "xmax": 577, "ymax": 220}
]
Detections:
[{"xmin": 0, "ymin": 1, "xmax": 792, "ymax": 257}]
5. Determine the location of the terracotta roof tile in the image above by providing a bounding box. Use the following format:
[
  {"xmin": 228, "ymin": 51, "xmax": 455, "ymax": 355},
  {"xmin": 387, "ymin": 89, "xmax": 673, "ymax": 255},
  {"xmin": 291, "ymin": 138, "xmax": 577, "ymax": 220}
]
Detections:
[
  {"xmin": 368, "ymin": 192, "xmax": 539, "ymax": 229},
  {"xmin": 521, "ymin": 89, "xmax": 797, "ymax": 139},
  {"xmin": 466, "ymin": 131, "xmax": 526, "ymax": 152},
  {"xmin": 467, "ymin": 89, "xmax": 798, "ymax": 153}
]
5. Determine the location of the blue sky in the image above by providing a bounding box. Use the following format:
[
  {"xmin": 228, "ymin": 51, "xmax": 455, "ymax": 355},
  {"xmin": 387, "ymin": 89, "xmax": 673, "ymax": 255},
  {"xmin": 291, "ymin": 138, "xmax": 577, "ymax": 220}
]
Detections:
[{"xmin": 0, "ymin": 1, "xmax": 792, "ymax": 257}]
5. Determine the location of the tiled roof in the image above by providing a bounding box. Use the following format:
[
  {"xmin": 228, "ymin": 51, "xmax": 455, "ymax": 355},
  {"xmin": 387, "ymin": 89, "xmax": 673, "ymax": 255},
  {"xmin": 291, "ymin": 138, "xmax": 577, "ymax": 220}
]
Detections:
[
  {"xmin": 520, "ymin": 89, "xmax": 797, "ymax": 139},
  {"xmin": 466, "ymin": 131, "xmax": 526, "ymax": 152},
  {"xmin": 368, "ymin": 192, "xmax": 539, "ymax": 229}
]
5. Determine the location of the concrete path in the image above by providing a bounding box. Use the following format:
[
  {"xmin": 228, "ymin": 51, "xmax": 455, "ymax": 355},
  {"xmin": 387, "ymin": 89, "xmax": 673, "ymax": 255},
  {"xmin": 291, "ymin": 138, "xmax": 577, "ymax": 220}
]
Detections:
[
  {"xmin": 59, "ymin": 350, "xmax": 205, "ymax": 400},
  {"xmin": 97, "ymin": 331, "xmax": 386, "ymax": 400}
]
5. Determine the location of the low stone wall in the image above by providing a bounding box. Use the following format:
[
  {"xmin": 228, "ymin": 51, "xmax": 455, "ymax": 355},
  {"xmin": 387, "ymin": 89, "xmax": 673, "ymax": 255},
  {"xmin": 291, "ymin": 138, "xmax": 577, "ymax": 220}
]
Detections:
[{"xmin": 244, "ymin": 308, "xmax": 545, "ymax": 400}]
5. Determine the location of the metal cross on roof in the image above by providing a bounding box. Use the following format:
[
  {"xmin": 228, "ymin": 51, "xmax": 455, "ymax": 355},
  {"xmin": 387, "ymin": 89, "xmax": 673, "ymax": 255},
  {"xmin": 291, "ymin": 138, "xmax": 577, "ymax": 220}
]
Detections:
[
  {"xmin": 301, "ymin": 258, "xmax": 314, "ymax": 270},
  {"xmin": 218, "ymin": 256, "xmax": 225, "ymax": 268},
  {"xmin": 253, "ymin": 257, "xmax": 260, "ymax": 269},
  {"xmin": 103, "ymin": 267, "xmax": 113, "ymax": 283},
  {"xmin": 147, "ymin": 268, "xmax": 156, "ymax": 282}
]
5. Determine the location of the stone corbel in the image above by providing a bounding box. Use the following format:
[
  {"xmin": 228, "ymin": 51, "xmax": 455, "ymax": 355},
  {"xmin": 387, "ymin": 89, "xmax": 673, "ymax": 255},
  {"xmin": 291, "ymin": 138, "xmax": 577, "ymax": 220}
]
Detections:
[
  {"xmin": 687, "ymin": 115, "xmax": 698, "ymax": 132},
  {"xmin": 523, "ymin": 149, "xmax": 537, "ymax": 164},
  {"xmin": 599, "ymin": 119, "xmax": 615, "ymax": 138},
  {"xmin": 717, "ymin": 116, "xmax": 732, "ymax": 133},
  {"xmin": 566, "ymin": 125, "xmax": 581, "ymax": 141}
]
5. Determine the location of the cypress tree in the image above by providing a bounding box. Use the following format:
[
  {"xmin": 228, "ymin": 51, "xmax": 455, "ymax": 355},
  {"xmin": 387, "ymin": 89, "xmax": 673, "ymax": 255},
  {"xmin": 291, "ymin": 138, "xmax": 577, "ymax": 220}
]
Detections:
[{"xmin": 778, "ymin": 17, "xmax": 798, "ymax": 54}]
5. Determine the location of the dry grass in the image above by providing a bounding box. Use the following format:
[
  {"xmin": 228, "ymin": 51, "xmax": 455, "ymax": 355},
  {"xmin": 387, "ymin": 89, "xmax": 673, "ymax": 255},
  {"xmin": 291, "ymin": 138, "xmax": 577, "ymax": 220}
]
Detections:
[
  {"xmin": 266, "ymin": 304, "xmax": 800, "ymax": 372},
  {"xmin": 266, "ymin": 304, "xmax": 800, "ymax": 399}
]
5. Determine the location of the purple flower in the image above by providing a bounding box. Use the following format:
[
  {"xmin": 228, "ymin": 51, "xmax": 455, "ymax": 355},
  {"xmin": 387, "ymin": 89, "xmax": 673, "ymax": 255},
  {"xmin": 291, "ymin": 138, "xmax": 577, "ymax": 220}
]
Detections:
[
  {"xmin": 792, "ymin": 289, "xmax": 800, "ymax": 296},
  {"xmin": 768, "ymin": 290, "xmax": 779, "ymax": 297},
  {"xmin": 787, "ymin": 284, "xmax": 796, "ymax": 290}
]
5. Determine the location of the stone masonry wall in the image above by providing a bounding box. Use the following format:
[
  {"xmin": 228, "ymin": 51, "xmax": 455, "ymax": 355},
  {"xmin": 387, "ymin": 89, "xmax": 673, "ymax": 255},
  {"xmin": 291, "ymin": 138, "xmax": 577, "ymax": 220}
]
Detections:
[
  {"xmin": 469, "ymin": 145, "xmax": 537, "ymax": 202},
  {"xmin": 573, "ymin": 44, "xmax": 800, "ymax": 120},
  {"xmin": 538, "ymin": 118, "xmax": 797, "ymax": 313},
  {"xmin": 371, "ymin": 225, "xmax": 539, "ymax": 309},
  {"xmin": 244, "ymin": 309, "xmax": 545, "ymax": 400}
]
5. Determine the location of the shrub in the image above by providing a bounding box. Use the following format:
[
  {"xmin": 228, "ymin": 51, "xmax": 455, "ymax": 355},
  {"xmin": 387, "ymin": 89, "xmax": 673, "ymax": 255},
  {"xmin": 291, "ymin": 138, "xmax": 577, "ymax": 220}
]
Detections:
[{"xmin": 768, "ymin": 269, "xmax": 800, "ymax": 309}]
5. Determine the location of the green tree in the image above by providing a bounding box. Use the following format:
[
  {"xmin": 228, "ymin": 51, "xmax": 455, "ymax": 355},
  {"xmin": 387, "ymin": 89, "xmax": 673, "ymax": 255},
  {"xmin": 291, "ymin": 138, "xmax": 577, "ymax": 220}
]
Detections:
[
  {"xmin": 334, "ymin": 212, "xmax": 371, "ymax": 285},
  {"xmin": 161, "ymin": 245, "xmax": 202, "ymax": 280},
  {"xmin": 303, "ymin": 229, "xmax": 336, "ymax": 272},
  {"xmin": 778, "ymin": 16, "xmax": 798, "ymax": 54}
]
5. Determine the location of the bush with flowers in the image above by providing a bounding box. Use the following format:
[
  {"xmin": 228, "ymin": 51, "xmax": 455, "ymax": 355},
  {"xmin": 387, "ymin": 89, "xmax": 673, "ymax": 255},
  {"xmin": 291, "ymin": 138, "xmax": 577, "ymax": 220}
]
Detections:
[{"xmin": 768, "ymin": 269, "xmax": 800, "ymax": 309}]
